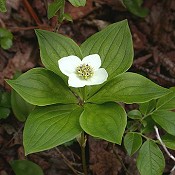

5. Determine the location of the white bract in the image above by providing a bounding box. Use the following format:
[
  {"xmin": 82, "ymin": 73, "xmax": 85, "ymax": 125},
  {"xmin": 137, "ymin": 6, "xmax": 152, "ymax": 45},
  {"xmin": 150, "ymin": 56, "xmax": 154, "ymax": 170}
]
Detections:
[{"xmin": 58, "ymin": 54, "xmax": 108, "ymax": 87}]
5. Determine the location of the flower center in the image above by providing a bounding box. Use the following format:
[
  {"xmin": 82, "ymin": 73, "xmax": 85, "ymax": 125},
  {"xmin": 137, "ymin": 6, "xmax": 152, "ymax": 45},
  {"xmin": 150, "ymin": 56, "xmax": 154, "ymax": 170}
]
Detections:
[{"xmin": 76, "ymin": 64, "xmax": 94, "ymax": 80}]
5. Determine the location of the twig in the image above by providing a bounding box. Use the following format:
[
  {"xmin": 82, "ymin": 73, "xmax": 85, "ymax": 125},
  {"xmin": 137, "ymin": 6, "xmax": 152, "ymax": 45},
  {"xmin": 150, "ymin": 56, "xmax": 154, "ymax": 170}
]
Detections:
[
  {"xmin": 112, "ymin": 144, "xmax": 131, "ymax": 175},
  {"xmin": 55, "ymin": 147, "xmax": 82, "ymax": 175},
  {"xmin": 158, "ymin": 51, "xmax": 175, "ymax": 78},
  {"xmin": 80, "ymin": 132, "xmax": 88, "ymax": 175},
  {"xmin": 22, "ymin": 0, "xmax": 42, "ymax": 25},
  {"xmin": 9, "ymin": 25, "xmax": 51, "ymax": 32},
  {"xmin": 133, "ymin": 64, "xmax": 175, "ymax": 84},
  {"xmin": 154, "ymin": 126, "xmax": 175, "ymax": 173}
]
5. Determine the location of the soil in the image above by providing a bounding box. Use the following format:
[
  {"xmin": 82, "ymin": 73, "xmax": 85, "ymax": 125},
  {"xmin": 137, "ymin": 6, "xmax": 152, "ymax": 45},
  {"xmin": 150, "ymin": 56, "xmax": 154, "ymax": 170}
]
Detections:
[{"xmin": 0, "ymin": 0, "xmax": 175, "ymax": 175}]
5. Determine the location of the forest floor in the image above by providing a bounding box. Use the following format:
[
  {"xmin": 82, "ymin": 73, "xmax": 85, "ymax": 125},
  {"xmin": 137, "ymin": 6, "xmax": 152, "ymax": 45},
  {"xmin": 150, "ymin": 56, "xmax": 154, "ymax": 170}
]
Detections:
[{"xmin": 0, "ymin": 0, "xmax": 175, "ymax": 174}]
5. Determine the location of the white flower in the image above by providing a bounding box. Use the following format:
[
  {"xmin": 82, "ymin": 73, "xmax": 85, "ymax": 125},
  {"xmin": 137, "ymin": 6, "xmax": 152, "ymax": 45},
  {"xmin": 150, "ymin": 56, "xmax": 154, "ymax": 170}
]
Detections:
[{"xmin": 58, "ymin": 54, "xmax": 108, "ymax": 87}]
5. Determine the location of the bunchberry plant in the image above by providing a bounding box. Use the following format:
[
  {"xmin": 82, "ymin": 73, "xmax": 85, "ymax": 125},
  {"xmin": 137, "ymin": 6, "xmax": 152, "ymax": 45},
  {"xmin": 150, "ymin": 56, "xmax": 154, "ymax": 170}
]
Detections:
[{"xmin": 6, "ymin": 20, "xmax": 171, "ymax": 175}]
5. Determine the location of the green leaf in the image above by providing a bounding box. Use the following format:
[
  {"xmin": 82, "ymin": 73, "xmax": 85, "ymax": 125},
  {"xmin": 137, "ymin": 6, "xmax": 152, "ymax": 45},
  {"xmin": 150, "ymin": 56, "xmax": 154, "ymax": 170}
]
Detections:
[
  {"xmin": 0, "ymin": 37, "xmax": 13, "ymax": 49},
  {"xmin": 0, "ymin": 28, "xmax": 13, "ymax": 49},
  {"xmin": 137, "ymin": 140, "xmax": 165, "ymax": 175},
  {"xmin": 10, "ymin": 71, "xmax": 34, "ymax": 121},
  {"xmin": 81, "ymin": 20, "xmax": 133, "ymax": 99},
  {"xmin": 10, "ymin": 160, "xmax": 43, "ymax": 175},
  {"xmin": 6, "ymin": 68, "xmax": 78, "ymax": 106},
  {"xmin": 0, "ymin": 107, "xmax": 10, "ymax": 119},
  {"xmin": 152, "ymin": 110, "xmax": 175, "ymax": 136},
  {"xmin": 11, "ymin": 89, "xmax": 34, "ymax": 122},
  {"xmin": 88, "ymin": 72, "xmax": 170, "ymax": 104},
  {"xmin": 0, "ymin": 0, "xmax": 7, "ymax": 13},
  {"xmin": 128, "ymin": 110, "xmax": 142, "ymax": 120},
  {"xmin": 123, "ymin": 0, "xmax": 149, "ymax": 17},
  {"xmin": 24, "ymin": 104, "xmax": 83, "ymax": 155},
  {"xmin": 80, "ymin": 102, "xmax": 127, "ymax": 144},
  {"xmin": 139, "ymin": 99, "xmax": 156, "ymax": 115},
  {"xmin": 0, "ymin": 28, "xmax": 13, "ymax": 38},
  {"xmin": 161, "ymin": 134, "xmax": 175, "ymax": 150},
  {"xmin": 35, "ymin": 29, "xmax": 82, "ymax": 78},
  {"xmin": 47, "ymin": 0, "xmax": 64, "ymax": 19},
  {"xmin": 124, "ymin": 132, "xmax": 142, "ymax": 156},
  {"xmin": 68, "ymin": 0, "xmax": 86, "ymax": 7},
  {"xmin": 156, "ymin": 87, "xmax": 175, "ymax": 110},
  {"xmin": 62, "ymin": 13, "xmax": 73, "ymax": 22},
  {"xmin": 0, "ymin": 91, "xmax": 11, "ymax": 108},
  {"xmin": 81, "ymin": 20, "xmax": 133, "ymax": 77},
  {"xmin": 141, "ymin": 117, "xmax": 156, "ymax": 134}
]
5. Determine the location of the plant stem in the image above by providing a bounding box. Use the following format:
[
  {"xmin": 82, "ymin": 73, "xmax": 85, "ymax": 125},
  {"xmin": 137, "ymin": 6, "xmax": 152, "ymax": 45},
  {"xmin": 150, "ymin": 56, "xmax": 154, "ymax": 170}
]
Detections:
[
  {"xmin": 54, "ymin": 0, "xmax": 65, "ymax": 32},
  {"xmin": 80, "ymin": 132, "xmax": 88, "ymax": 175},
  {"xmin": 55, "ymin": 147, "xmax": 81, "ymax": 175}
]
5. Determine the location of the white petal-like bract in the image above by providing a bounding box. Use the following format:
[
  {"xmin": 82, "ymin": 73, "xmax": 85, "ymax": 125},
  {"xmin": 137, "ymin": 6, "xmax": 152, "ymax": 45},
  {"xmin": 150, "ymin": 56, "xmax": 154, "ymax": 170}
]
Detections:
[
  {"xmin": 82, "ymin": 54, "xmax": 101, "ymax": 70},
  {"xmin": 58, "ymin": 54, "xmax": 108, "ymax": 87},
  {"xmin": 58, "ymin": 55, "xmax": 81, "ymax": 76}
]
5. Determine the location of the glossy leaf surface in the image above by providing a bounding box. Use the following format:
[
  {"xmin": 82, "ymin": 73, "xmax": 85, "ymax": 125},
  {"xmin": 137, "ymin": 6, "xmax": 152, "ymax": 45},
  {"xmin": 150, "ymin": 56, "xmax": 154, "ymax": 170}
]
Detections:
[
  {"xmin": 88, "ymin": 72, "xmax": 169, "ymax": 104},
  {"xmin": 137, "ymin": 140, "xmax": 165, "ymax": 175},
  {"xmin": 68, "ymin": 0, "xmax": 86, "ymax": 7},
  {"xmin": 24, "ymin": 104, "xmax": 83, "ymax": 155},
  {"xmin": 156, "ymin": 87, "xmax": 175, "ymax": 110},
  {"xmin": 7, "ymin": 68, "xmax": 78, "ymax": 106},
  {"xmin": 81, "ymin": 20, "xmax": 133, "ymax": 98},
  {"xmin": 124, "ymin": 132, "xmax": 142, "ymax": 156},
  {"xmin": 10, "ymin": 160, "xmax": 44, "ymax": 175},
  {"xmin": 152, "ymin": 110, "xmax": 175, "ymax": 136},
  {"xmin": 35, "ymin": 29, "xmax": 82, "ymax": 78},
  {"xmin": 80, "ymin": 102, "xmax": 127, "ymax": 144}
]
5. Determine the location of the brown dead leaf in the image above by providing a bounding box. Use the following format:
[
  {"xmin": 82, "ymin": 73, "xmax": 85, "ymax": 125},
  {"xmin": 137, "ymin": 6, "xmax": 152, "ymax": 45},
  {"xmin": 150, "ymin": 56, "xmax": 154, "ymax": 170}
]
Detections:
[
  {"xmin": 130, "ymin": 24, "xmax": 147, "ymax": 50},
  {"xmin": 0, "ymin": 41, "xmax": 36, "ymax": 88},
  {"xmin": 94, "ymin": 0, "xmax": 125, "ymax": 11},
  {"xmin": 65, "ymin": 0, "xmax": 94, "ymax": 20},
  {"xmin": 89, "ymin": 137, "xmax": 121, "ymax": 175},
  {"xmin": 18, "ymin": 146, "xmax": 25, "ymax": 160}
]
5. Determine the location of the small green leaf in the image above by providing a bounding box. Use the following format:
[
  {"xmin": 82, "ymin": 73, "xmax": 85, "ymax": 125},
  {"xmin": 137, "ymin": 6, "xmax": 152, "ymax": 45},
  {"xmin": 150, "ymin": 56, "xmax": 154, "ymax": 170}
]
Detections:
[
  {"xmin": 62, "ymin": 13, "xmax": 73, "ymax": 22},
  {"xmin": 128, "ymin": 110, "xmax": 142, "ymax": 119},
  {"xmin": 139, "ymin": 99, "xmax": 156, "ymax": 115},
  {"xmin": 152, "ymin": 110, "xmax": 175, "ymax": 136},
  {"xmin": 81, "ymin": 20, "xmax": 133, "ymax": 99},
  {"xmin": 123, "ymin": 0, "xmax": 149, "ymax": 17},
  {"xmin": 124, "ymin": 132, "xmax": 142, "ymax": 156},
  {"xmin": 0, "ymin": 28, "xmax": 13, "ymax": 38},
  {"xmin": 0, "ymin": 107, "xmax": 10, "ymax": 119},
  {"xmin": 0, "ymin": 0, "xmax": 7, "ymax": 13},
  {"xmin": 68, "ymin": 0, "xmax": 86, "ymax": 7},
  {"xmin": 24, "ymin": 104, "xmax": 83, "ymax": 155},
  {"xmin": 0, "ymin": 28, "xmax": 13, "ymax": 49},
  {"xmin": 10, "ymin": 160, "xmax": 43, "ymax": 175},
  {"xmin": 0, "ymin": 91, "xmax": 11, "ymax": 108},
  {"xmin": 141, "ymin": 117, "xmax": 156, "ymax": 134},
  {"xmin": 58, "ymin": 13, "xmax": 73, "ymax": 23},
  {"xmin": 80, "ymin": 102, "xmax": 127, "ymax": 144},
  {"xmin": 161, "ymin": 134, "xmax": 175, "ymax": 150},
  {"xmin": 137, "ymin": 140, "xmax": 165, "ymax": 175},
  {"xmin": 35, "ymin": 29, "xmax": 82, "ymax": 78},
  {"xmin": 6, "ymin": 68, "xmax": 78, "ymax": 106},
  {"xmin": 156, "ymin": 87, "xmax": 175, "ymax": 110},
  {"xmin": 11, "ymin": 89, "xmax": 34, "ymax": 122},
  {"xmin": 88, "ymin": 72, "xmax": 170, "ymax": 104},
  {"xmin": 0, "ymin": 37, "xmax": 13, "ymax": 49},
  {"xmin": 47, "ymin": 0, "xmax": 64, "ymax": 19}
]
